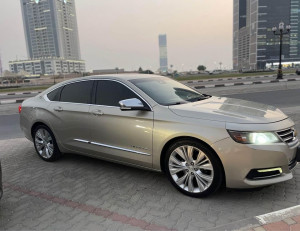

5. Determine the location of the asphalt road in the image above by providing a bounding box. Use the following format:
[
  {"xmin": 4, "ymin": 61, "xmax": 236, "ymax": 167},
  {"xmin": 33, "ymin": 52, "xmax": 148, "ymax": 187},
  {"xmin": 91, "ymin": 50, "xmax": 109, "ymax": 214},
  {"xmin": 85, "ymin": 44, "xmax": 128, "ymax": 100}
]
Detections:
[
  {"xmin": 0, "ymin": 87, "xmax": 300, "ymax": 141},
  {"xmin": 224, "ymin": 88, "xmax": 300, "ymax": 108},
  {"xmin": 0, "ymin": 114, "xmax": 24, "ymax": 140}
]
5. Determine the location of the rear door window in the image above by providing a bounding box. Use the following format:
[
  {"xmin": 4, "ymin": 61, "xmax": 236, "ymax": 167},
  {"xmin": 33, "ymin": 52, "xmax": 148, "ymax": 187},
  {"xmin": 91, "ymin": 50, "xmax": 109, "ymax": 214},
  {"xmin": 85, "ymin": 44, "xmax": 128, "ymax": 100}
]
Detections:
[
  {"xmin": 47, "ymin": 87, "xmax": 62, "ymax": 101},
  {"xmin": 60, "ymin": 81, "xmax": 93, "ymax": 104}
]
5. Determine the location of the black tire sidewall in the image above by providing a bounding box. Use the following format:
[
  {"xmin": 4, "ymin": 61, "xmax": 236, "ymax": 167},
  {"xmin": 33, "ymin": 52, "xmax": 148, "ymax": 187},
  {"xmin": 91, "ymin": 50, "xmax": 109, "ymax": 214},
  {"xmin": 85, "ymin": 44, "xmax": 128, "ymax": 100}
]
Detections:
[
  {"xmin": 164, "ymin": 139, "xmax": 223, "ymax": 198},
  {"xmin": 33, "ymin": 125, "xmax": 61, "ymax": 162}
]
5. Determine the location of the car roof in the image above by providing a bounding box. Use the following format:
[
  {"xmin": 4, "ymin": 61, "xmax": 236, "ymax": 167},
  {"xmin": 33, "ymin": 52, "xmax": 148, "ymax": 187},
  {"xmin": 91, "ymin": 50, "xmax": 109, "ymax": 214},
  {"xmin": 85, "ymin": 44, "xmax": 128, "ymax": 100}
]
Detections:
[
  {"xmin": 42, "ymin": 74, "xmax": 166, "ymax": 95},
  {"xmin": 64, "ymin": 74, "xmax": 164, "ymax": 83}
]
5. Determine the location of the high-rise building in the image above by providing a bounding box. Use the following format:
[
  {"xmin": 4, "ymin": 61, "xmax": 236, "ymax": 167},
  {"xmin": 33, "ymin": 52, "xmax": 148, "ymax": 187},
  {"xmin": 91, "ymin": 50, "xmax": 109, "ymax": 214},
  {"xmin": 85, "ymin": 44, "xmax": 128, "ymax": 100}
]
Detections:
[
  {"xmin": 9, "ymin": 0, "xmax": 85, "ymax": 76},
  {"xmin": 159, "ymin": 34, "xmax": 168, "ymax": 73},
  {"xmin": 233, "ymin": 0, "xmax": 300, "ymax": 71},
  {"xmin": 0, "ymin": 53, "xmax": 3, "ymax": 77}
]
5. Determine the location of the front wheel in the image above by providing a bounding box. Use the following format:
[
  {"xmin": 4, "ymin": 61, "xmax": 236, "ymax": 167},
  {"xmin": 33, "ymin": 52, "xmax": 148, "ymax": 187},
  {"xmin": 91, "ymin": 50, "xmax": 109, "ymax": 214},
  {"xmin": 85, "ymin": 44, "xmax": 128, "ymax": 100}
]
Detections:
[
  {"xmin": 165, "ymin": 140, "xmax": 223, "ymax": 197},
  {"xmin": 33, "ymin": 125, "xmax": 61, "ymax": 162}
]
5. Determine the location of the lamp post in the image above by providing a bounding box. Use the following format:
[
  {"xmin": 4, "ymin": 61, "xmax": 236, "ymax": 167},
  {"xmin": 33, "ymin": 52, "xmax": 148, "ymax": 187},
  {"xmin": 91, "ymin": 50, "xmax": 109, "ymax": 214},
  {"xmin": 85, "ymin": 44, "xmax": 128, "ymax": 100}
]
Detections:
[{"xmin": 272, "ymin": 22, "xmax": 291, "ymax": 79}]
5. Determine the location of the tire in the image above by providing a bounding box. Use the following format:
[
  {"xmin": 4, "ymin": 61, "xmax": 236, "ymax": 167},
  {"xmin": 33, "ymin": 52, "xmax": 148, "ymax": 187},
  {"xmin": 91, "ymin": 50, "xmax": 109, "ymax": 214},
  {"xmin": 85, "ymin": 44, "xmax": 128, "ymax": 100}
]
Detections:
[
  {"xmin": 33, "ymin": 125, "xmax": 61, "ymax": 162},
  {"xmin": 164, "ymin": 139, "xmax": 223, "ymax": 198}
]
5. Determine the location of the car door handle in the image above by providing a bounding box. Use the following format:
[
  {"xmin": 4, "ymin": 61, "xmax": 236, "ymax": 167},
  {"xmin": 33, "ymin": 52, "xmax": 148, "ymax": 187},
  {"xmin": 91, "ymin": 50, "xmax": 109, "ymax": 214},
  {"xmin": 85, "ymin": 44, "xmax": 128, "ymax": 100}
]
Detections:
[
  {"xmin": 54, "ymin": 106, "xmax": 63, "ymax": 112},
  {"xmin": 91, "ymin": 110, "xmax": 104, "ymax": 116}
]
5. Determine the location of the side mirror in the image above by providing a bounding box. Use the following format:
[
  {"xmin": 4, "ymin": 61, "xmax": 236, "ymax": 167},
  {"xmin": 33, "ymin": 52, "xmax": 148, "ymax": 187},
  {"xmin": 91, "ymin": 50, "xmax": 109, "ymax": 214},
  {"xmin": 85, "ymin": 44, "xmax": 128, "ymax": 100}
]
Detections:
[{"xmin": 119, "ymin": 98, "xmax": 149, "ymax": 111}]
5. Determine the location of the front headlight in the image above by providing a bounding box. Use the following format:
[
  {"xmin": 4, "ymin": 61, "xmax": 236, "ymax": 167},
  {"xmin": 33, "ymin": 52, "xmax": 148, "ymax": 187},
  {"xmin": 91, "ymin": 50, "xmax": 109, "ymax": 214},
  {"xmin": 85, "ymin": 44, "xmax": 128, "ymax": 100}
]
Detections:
[{"xmin": 227, "ymin": 130, "xmax": 280, "ymax": 144}]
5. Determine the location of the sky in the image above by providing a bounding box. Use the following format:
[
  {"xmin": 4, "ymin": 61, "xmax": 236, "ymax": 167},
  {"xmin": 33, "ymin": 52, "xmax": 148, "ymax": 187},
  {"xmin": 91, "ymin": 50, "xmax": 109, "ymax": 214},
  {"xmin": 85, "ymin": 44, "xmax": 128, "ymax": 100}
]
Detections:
[{"xmin": 0, "ymin": 0, "xmax": 233, "ymax": 72}]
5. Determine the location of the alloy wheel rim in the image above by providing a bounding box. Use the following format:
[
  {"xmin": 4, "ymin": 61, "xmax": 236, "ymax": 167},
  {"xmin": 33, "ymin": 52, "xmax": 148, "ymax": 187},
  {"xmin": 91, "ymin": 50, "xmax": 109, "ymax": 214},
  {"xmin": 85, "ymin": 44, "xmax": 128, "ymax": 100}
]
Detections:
[
  {"xmin": 35, "ymin": 129, "xmax": 54, "ymax": 159},
  {"xmin": 168, "ymin": 145, "xmax": 214, "ymax": 193}
]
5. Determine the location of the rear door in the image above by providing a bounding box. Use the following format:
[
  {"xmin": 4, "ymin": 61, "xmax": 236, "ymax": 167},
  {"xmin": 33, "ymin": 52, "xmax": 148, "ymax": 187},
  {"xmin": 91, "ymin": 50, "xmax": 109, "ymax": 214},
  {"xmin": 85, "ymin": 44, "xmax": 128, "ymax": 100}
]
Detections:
[
  {"xmin": 87, "ymin": 80, "xmax": 154, "ymax": 168},
  {"xmin": 47, "ymin": 80, "xmax": 94, "ymax": 153}
]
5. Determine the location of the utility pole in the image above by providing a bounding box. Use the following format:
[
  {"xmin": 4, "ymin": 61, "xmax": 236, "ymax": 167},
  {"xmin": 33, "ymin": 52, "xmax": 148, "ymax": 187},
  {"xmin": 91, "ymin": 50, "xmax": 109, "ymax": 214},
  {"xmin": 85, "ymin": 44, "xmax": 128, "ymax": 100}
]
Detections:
[{"xmin": 0, "ymin": 53, "xmax": 3, "ymax": 77}]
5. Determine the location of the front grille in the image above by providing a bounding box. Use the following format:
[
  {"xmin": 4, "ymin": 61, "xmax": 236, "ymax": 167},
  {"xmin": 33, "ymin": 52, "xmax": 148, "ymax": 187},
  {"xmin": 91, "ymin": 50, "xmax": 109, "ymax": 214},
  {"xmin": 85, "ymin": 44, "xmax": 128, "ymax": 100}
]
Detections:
[{"xmin": 277, "ymin": 128, "xmax": 296, "ymax": 144}]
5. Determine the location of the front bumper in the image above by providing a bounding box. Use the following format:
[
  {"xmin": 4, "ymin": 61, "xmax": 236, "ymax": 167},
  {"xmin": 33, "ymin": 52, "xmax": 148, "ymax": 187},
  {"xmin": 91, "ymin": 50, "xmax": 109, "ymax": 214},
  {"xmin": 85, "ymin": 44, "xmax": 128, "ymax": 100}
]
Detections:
[{"xmin": 212, "ymin": 137, "xmax": 299, "ymax": 188}]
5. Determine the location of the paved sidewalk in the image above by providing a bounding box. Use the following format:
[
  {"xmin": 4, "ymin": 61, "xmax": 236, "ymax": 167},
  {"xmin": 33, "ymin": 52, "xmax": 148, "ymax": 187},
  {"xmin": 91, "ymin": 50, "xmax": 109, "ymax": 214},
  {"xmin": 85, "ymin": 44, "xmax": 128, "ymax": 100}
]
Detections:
[
  {"xmin": 249, "ymin": 217, "xmax": 300, "ymax": 231},
  {"xmin": 0, "ymin": 98, "xmax": 25, "ymax": 105},
  {"xmin": 0, "ymin": 91, "xmax": 41, "ymax": 97},
  {"xmin": 193, "ymin": 77, "xmax": 300, "ymax": 89},
  {"xmin": 1, "ymin": 135, "xmax": 300, "ymax": 230},
  {"xmin": 182, "ymin": 73, "xmax": 297, "ymax": 84},
  {"xmin": 244, "ymin": 206, "xmax": 300, "ymax": 231}
]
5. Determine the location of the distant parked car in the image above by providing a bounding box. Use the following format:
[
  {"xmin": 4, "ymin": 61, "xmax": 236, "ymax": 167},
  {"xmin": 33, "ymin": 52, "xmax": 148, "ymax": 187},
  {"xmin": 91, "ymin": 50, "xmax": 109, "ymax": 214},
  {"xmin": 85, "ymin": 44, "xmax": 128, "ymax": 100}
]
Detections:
[
  {"xmin": 20, "ymin": 74, "xmax": 300, "ymax": 197},
  {"xmin": 296, "ymin": 69, "xmax": 300, "ymax": 75},
  {"xmin": 209, "ymin": 70, "xmax": 223, "ymax": 75}
]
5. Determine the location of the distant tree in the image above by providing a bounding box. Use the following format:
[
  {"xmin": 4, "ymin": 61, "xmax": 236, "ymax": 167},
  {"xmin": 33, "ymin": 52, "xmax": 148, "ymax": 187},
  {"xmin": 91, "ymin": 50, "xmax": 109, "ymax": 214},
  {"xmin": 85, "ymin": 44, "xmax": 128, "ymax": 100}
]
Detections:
[
  {"xmin": 173, "ymin": 70, "xmax": 178, "ymax": 77},
  {"xmin": 197, "ymin": 65, "xmax": 206, "ymax": 71},
  {"xmin": 138, "ymin": 69, "xmax": 154, "ymax": 74},
  {"xmin": 138, "ymin": 67, "xmax": 143, "ymax": 73}
]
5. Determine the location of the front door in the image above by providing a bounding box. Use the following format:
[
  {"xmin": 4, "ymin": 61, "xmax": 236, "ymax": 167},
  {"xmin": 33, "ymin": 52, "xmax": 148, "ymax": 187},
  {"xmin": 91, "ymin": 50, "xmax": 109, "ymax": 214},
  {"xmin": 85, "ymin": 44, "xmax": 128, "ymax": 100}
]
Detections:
[{"xmin": 88, "ymin": 80, "xmax": 153, "ymax": 168}]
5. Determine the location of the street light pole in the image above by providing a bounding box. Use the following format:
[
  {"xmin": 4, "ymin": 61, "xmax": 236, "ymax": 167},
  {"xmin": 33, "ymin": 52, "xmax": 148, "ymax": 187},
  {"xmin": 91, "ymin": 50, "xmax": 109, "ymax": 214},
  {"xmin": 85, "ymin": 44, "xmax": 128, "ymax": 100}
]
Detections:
[{"xmin": 272, "ymin": 22, "xmax": 291, "ymax": 79}]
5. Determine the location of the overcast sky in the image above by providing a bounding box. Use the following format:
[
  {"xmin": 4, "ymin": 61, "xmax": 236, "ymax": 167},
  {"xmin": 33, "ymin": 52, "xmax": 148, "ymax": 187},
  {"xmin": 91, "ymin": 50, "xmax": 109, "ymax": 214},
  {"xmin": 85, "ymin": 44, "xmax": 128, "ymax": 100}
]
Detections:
[{"xmin": 0, "ymin": 0, "xmax": 233, "ymax": 72}]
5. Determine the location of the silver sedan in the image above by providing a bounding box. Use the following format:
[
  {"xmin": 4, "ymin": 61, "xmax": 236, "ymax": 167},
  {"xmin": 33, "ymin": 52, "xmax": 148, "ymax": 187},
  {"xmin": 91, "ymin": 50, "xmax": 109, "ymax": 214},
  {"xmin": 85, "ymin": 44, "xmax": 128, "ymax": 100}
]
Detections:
[{"xmin": 20, "ymin": 75, "xmax": 300, "ymax": 197}]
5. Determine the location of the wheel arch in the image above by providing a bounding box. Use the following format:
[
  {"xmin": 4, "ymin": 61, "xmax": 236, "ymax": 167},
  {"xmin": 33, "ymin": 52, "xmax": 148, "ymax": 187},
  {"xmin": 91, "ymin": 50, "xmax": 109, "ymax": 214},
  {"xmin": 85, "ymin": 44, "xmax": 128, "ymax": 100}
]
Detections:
[
  {"xmin": 31, "ymin": 121, "xmax": 53, "ymax": 138},
  {"xmin": 160, "ymin": 136, "xmax": 226, "ymax": 186}
]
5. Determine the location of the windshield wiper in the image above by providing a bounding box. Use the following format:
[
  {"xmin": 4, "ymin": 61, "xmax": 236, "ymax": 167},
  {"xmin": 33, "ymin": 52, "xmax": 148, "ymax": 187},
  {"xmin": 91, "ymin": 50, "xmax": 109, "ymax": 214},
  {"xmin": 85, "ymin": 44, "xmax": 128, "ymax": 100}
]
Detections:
[
  {"xmin": 188, "ymin": 95, "xmax": 211, "ymax": 102},
  {"xmin": 167, "ymin": 102, "xmax": 186, "ymax": 106}
]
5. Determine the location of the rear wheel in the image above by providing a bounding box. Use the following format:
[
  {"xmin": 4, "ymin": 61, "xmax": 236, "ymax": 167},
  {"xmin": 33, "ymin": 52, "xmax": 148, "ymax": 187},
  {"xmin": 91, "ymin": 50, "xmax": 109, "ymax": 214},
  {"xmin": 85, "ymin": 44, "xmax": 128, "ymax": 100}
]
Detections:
[
  {"xmin": 33, "ymin": 125, "xmax": 61, "ymax": 162},
  {"xmin": 165, "ymin": 140, "xmax": 223, "ymax": 197}
]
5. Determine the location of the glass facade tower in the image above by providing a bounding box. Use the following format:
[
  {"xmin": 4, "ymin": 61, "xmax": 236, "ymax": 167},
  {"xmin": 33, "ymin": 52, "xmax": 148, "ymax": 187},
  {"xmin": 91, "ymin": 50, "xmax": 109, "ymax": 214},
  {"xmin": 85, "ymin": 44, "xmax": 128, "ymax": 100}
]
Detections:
[
  {"xmin": 233, "ymin": 0, "xmax": 300, "ymax": 70},
  {"xmin": 159, "ymin": 34, "xmax": 168, "ymax": 73},
  {"xmin": 21, "ymin": 0, "xmax": 81, "ymax": 60},
  {"xmin": 10, "ymin": 0, "xmax": 85, "ymax": 75}
]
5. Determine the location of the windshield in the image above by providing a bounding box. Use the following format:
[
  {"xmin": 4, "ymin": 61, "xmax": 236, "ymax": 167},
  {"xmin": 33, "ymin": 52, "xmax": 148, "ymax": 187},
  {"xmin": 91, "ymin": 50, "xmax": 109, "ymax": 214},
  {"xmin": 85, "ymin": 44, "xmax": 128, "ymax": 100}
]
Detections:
[{"xmin": 129, "ymin": 77, "xmax": 209, "ymax": 106}]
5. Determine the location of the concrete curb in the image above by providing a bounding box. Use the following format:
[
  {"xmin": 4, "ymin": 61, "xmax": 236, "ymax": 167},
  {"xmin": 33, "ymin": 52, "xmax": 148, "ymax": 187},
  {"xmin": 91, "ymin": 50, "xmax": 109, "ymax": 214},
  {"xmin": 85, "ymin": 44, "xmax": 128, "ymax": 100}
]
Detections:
[
  {"xmin": 0, "ymin": 91, "xmax": 41, "ymax": 97},
  {"xmin": 207, "ymin": 217, "xmax": 260, "ymax": 231},
  {"xmin": 208, "ymin": 205, "xmax": 300, "ymax": 231},
  {"xmin": 185, "ymin": 73, "xmax": 296, "ymax": 84},
  {"xmin": 0, "ymin": 99, "xmax": 24, "ymax": 105},
  {"xmin": 194, "ymin": 78, "xmax": 300, "ymax": 89}
]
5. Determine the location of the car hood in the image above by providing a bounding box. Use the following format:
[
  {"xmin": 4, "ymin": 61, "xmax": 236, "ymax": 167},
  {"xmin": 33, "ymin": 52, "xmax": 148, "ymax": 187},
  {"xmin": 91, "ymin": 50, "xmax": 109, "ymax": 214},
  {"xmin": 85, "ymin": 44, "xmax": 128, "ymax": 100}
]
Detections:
[{"xmin": 169, "ymin": 96, "xmax": 288, "ymax": 124}]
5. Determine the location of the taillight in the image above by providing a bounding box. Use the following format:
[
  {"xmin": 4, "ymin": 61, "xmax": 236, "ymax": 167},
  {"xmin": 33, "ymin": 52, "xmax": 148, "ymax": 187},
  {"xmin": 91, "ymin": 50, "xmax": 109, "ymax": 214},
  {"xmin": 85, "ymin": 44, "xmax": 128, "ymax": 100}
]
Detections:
[{"xmin": 19, "ymin": 105, "xmax": 22, "ymax": 114}]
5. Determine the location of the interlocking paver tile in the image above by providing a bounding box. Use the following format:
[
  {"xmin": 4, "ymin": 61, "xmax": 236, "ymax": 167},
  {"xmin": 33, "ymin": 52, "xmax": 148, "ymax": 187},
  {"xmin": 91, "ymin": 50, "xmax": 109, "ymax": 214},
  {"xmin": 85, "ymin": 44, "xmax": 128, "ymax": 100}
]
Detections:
[{"xmin": 1, "ymin": 137, "xmax": 300, "ymax": 230}]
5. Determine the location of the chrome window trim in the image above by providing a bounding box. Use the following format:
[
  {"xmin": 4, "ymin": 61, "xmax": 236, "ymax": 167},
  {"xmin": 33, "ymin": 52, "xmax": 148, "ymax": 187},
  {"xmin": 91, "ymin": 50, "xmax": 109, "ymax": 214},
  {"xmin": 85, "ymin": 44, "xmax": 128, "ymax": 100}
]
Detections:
[
  {"xmin": 74, "ymin": 139, "xmax": 151, "ymax": 156},
  {"xmin": 45, "ymin": 78, "xmax": 153, "ymax": 111}
]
